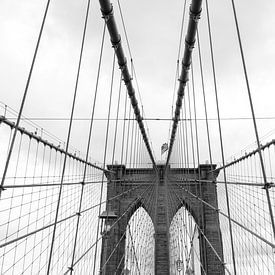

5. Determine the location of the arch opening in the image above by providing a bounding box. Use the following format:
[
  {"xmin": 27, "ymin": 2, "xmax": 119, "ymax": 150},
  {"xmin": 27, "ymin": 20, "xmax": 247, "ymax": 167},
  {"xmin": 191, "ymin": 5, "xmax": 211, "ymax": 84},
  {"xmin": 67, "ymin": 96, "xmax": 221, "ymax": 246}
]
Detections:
[
  {"xmin": 169, "ymin": 206, "xmax": 201, "ymax": 275},
  {"xmin": 124, "ymin": 207, "xmax": 155, "ymax": 275}
]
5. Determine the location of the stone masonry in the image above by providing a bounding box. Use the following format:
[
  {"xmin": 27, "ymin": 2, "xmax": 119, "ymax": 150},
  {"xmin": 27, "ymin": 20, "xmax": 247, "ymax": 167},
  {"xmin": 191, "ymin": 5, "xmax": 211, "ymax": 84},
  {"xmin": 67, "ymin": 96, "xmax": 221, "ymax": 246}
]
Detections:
[{"xmin": 99, "ymin": 164, "xmax": 225, "ymax": 274}]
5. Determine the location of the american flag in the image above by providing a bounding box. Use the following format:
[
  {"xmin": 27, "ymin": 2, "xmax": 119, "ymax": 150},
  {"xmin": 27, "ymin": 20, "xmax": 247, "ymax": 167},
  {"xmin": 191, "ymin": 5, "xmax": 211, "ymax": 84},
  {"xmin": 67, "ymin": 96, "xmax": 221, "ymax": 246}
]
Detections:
[{"xmin": 161, "ymin": 143, "xmax": 168, "ymax": 155}]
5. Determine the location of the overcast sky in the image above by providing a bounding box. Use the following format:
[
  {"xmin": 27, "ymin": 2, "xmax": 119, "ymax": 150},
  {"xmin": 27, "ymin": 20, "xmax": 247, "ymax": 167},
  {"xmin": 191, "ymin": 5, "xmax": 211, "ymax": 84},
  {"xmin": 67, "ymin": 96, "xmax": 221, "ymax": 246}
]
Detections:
[{"xmin": 0, "ymin": 0, "xmax": 275, "ymax": 164}]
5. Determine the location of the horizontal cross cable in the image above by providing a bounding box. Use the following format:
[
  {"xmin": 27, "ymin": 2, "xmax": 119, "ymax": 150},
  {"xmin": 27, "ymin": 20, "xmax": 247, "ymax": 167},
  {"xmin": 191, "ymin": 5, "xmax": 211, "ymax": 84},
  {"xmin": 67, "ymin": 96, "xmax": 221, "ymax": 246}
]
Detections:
[
  {"xmin": 2, "ymin": 180, "xmax": 106, "ymax": 189},
  {"xmin": 212, "ymin": 138, "xmax": 275, "ymax": 172},
  {"xmin": 5, "ymin": 116, "xmax": 275, "ymax": 121},
  {"xmin": 166, "ymin": 0, "xmax": 202, "ymax": 165},
  {"xmin": 1, "ymin": 177, "xmax": 155, "ymax": 189},
  {"xmin": 0, "ymin": 115, "xmax": 113, "ymax": 174},
  {"xmin": 98, "ymin": 0, "xmax": 156, "ymax": 168}
]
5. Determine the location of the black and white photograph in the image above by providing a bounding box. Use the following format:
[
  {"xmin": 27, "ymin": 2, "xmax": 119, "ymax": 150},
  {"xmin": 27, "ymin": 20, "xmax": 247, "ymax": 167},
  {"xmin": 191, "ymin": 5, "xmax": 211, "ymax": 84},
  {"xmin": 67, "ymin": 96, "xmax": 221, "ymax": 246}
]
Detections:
[{"xmin": 0, "ymin": 0, "xmax": 274, "ymax": 274}]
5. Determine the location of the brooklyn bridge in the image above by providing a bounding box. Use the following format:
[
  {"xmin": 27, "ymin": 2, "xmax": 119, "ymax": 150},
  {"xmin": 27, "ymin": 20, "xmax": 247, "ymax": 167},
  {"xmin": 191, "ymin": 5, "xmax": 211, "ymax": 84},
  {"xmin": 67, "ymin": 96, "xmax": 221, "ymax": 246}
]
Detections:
[{"xmin": 0, "ymin": 0, "xmax": 274, "ymax": 274}]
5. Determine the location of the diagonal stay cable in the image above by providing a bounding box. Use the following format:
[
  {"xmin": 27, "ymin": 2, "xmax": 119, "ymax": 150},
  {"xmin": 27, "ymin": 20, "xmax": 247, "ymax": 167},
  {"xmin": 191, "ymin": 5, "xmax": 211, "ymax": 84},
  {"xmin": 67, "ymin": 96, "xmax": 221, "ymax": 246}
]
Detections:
[
  {"xmin": 169, "ymin": 183, "xmax": 231, "ymax": 273},
  {"xmin": 171, "ymin": 181, "xmax": 275, "ymax": 249},
  {"xmin": 229, "ymin": 0, "xmax": 275, "ymax": 241},
  {"xmin": 69, "ymin": 13, "xmax": 109, "ymax": 275},
  {"xmin": 66, "ymin": 184, "xmax": 155, "ymax": 273},
  {"xmin": 0, "ymin": 183, "xmax": 146, "ymax": 250},
  {"xmin": 46, "ymin": 1, "xmax": 102, "ymax": 272},
  {"xmin": 205, "ymin": 0, "xmax": 237, "ymax": 272},
  {"xmin": 92, "ymin": 51, "xmax": 116, "ymax": 274}
]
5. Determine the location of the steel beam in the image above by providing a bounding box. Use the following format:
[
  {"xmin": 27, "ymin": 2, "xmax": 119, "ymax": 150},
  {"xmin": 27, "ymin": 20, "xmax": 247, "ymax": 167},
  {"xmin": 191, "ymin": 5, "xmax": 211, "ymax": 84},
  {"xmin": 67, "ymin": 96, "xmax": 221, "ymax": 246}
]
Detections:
[{"xmin": 98, "ymin": 0, "xmax": 156, "ymax": 168}]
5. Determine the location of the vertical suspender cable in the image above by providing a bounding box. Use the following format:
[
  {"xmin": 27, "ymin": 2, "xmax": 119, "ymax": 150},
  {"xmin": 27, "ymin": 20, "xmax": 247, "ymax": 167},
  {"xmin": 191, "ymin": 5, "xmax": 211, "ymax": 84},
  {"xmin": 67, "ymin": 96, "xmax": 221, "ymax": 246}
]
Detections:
[
  {"xmin": 46, "ymin": 0, "xmax": 97, "ymax": 272},
  {"xmin": 0, "ymin": 0, "xmax": 51, "ymax": 197},
  {"xmin": 190, "ymin": 63, "xmax": 207, "ymax": 269},
  {"xmin": 166, "ymin": 0, "xmax": 202, "ymax": 167},
  {"xmin": 92, "ymin": 52, "xmax": 116, "ymax": 274},
  {"xmin": 187, "ymin": 84, "xmax": 196, "ymax": 169},
  {"xmin": 68, "ymin": 5, "xmax": 107, "ymax": 272},
  {"xmin": 125, "ymin": 108, "xmax": 132, "ymax": 166},
  {"xmin": 98, "ymin": 0, "xmax": 156, "ymax": 169},
  {"xmin": 100, "ymin": 72, "xmax": 122, "ymax": 275},
  {"xmin": 196, "ymin": 30, "xmax": 213, "ymax": 164},
  {"xmin": 205, "ymin": 0, "xmax": 237, "ymax": 272},
  {"xmin": 120, "ymin": 88, "xmax": 128, "ymax": 164},
  {"xmin": 111, "ymin": 74, "xmax": 123, "ymax": 165},
  {"xmin": 230, "ymin": 0, "xmax": 275, "ymax": 240},
  {"xmin": 169, "ymin": 0, "xmax": 188, "ymax": 148}
]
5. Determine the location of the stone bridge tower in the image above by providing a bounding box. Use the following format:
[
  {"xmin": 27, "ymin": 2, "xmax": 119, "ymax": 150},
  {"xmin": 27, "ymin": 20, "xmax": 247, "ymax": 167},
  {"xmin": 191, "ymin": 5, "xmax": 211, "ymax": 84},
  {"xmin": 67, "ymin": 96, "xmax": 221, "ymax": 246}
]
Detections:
[{"xmin": 99, "ymin": 164, "xmax": 225, "ymax": 275}]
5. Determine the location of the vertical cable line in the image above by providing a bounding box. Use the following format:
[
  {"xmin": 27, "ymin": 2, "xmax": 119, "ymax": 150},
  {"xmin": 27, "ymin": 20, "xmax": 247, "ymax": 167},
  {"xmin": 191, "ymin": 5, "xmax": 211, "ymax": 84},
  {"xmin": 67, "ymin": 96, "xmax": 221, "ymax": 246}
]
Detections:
[
  {"xmin": 179, "ymin": 115, "xmax": 184, "ymax": 169},
  {"xmin": 183, "ymin": 96, "xmax": 189, "ymax": 170},
  {"xmin": 46, "ymin": 0, "xmax": 95, "ymax": 272},
  {"xmin": 23, "ymin": 135, "xmax": 40, "ymax": 271},
  {"xmin": 116, "ymin": 0, "xmax": 132, "ymax": 61},
  {"xmin": 65, "ymin": 185, "xmax": 154, "ymax": 273},
  {"xmin": 230, "ymin": 0, "xmax": 275, "ymax": 240},
  {"xmin": 128, "ymin": 226, "xmax": 141, "ymax": 274},
  {"xmin": 102, "ymin": 73, "xmax": 123, "ymax": 271},
  {"xmin": 169, "ymin": 0, "xmax": 188, "ymax": 146},
  {"xmin": 117, "ymin": 0, "xmax": 152, "ymax": 137},
  {"xmin": 166, "ymin": 0, "xmax": 202, "ymax": 167},
  {"xmin": 205, "ymin": 0, "xmax": 237, "ymax": 273},
  {"xmin": 190, "ymin": 64, "xmax": 200, "ymax": 187},
  {"xmin": 129, "ymin": 114, "xmax": 135, "ymax": 168},
  {"xmin": 131, "ymin": 121, "xmax": 137, "ymax": 168},
  {"xmin": 98, "ymin": 0, "xmax": 156, "ymax": 168},
  {"xmin": 111, "ymin": 74, "xmax": 123, "ymax": 165},
  {"xmin": 0, "ymin": 0, "xmax": 51, "ymax": 197},
  {"xmin": 120, "ymin": 87, "xmax": 128, "ymax": 164},
  {"xmin": 196, "ymin": 30, "xmax": 212, "ymax": 164},
  {"xmin": 187, "ymin": 84, "xmax": 196, "ymax": 170},
  {"xmin": 125, "ymin": 108, "xmax": 132, "ymax": 166},
  {"xmin": 1, "ymin": 134, "xmax": 23, "ymax": 271},
  {"xmin": 190, "ymin": 63, "xmax": 207, "ymax": 269},
  {"xmin": 92, "ymin": 51, "xmax": 116, "ymax": 274},
  {"xmin": 68, "ymin": 15, "xmax": 107, "ymax": 275},
  {"xmin": 197, "ymin": 29, "xmax": 221, "ymax": 267}
]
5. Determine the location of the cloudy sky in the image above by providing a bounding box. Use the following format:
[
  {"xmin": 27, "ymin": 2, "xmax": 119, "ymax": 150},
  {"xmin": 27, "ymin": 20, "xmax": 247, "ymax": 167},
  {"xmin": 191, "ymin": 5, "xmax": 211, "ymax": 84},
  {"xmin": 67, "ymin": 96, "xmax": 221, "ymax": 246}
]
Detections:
[{"xmin": 0, "ymin": 0, "xmax": 275, "ymax": 164}]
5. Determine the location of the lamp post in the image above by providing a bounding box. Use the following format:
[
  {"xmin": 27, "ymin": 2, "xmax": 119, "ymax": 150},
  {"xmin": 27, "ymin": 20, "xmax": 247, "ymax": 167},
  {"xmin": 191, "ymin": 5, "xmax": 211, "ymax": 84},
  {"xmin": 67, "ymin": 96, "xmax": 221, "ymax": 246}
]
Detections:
[
  {"xmin": 99, "ymin": 210, "xmax": 118, "ymax": 235},
  {"xmin": 99, "ymin": 209, "xmax": 118, "ymax": 274}
]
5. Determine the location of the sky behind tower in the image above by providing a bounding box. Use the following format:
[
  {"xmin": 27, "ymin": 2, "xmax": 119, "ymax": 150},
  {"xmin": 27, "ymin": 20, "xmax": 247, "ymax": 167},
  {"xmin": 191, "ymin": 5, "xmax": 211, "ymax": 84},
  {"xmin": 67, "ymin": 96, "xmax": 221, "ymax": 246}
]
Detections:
[{"xmin": 0, "ymin": 0, "xmax": 275, "ymax": 164}]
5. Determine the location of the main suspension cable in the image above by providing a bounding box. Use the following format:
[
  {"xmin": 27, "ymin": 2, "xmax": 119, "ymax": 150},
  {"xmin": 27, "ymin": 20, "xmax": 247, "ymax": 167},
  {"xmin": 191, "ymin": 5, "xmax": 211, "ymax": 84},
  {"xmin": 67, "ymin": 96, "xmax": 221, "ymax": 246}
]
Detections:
[
  {"xmin": 99, "ymin": 0, "xmax": 156, "ymax": 168},
  {"xmin": 166, "ymin": 0, "xmax": 202, "ymax": 167}
]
